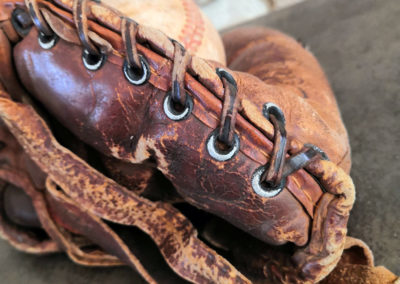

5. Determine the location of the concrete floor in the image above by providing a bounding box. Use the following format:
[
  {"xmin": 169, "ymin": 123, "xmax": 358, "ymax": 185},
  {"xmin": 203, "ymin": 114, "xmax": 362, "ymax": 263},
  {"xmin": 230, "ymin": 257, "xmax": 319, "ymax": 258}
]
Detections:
[{"xmin": 0, "ymin": 0, "xmax": 398, "ymax": 282}]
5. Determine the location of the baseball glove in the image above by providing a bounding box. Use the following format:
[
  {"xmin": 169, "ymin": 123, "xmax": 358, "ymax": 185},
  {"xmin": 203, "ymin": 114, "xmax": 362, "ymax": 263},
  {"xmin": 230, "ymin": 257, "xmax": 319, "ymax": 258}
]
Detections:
[{"xmin": 0, "ymin": 0, "xmax": 397, "ymax": 283}]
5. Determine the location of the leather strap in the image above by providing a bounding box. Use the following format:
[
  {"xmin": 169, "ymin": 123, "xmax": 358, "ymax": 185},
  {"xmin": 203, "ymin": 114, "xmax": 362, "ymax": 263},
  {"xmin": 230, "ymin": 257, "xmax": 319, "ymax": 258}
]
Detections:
[
  {"xmin": 323, "ymin": 264, "xmax": 399, "ymax": 284},
  {"xmin": 323, "ymin": 237, "xmax": 399, "ymax": 284}
]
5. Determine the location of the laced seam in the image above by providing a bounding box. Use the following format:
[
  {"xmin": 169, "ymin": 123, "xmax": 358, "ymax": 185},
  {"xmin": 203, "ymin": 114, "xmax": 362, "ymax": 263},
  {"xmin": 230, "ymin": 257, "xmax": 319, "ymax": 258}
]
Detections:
[
  {"xmin": 260, "ymin": 103, "xmax": 328, "ymax": 189},
  {"xmin": 25, "ymin": 0, "xmax": 328, "ymax": 191}
]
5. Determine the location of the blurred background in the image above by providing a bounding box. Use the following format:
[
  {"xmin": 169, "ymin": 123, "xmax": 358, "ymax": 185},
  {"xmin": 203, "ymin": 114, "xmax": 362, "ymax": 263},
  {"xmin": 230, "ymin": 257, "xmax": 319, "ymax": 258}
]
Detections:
[{"xmin": 196, "ymin": 0, "xmax": 305, "ymax": 30}]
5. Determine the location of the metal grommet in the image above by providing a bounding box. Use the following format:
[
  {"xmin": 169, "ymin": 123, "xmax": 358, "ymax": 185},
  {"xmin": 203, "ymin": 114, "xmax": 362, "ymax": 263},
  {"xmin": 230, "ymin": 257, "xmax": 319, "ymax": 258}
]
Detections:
[
  {"xmin": 206, "ymin": 129, "xmax": 240, "ymax": 162},
  {"xmin": 163, "ymin": 92, "xmax": 193, "ymax": 121},
  {"xmin": 11, "ymin": 8, "xmax": 32, "ymax": 37},
  {"xmin": 252, "ymin": 166, "xmax": 285, "ymax": 198},
  {"xmin": 38, "ymin": 32, "xmax": 58, "ymax": 49},
  {"xmin": 82, "ymin": 49, "xmax": 106, "ymax": 71},
  {"xmin": 123, "ymin": 55, "xmax": 150, "ymax": 85}
]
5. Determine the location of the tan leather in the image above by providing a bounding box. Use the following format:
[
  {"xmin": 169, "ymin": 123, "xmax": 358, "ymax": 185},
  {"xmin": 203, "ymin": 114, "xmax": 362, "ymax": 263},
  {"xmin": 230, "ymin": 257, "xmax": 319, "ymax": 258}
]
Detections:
[
  {"xmin": 322, "ymin": 237, "xmax": 399, "ymax": 284},
  {"xmin": 223, "ymin": 27, "xmax": 350, "ymax": 172}
]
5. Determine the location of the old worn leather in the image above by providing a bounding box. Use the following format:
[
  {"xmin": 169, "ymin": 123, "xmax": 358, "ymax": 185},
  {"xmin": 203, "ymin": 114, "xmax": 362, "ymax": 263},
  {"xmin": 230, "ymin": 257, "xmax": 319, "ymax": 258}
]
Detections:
[
  {"xmin": 321, "ymin": 237, "xmax": 399, "ymax": 284},
  {"xmin": 223, "ymin": 27, "xmax": 350, "ymax": 172},
  {"xmin": 0, "ymin": 0, "xmax": 397, "ymax": 283},
  {"xmin": 14, "ymin": 26, "xmax": 313, "ymax": 247},
  {"xmin": 0, "ymin": 120, "xmax": 60, "ymax": 254},
  {"xmin": 8, "ymin": 0, "xmax": 318, "ymax": 246}
]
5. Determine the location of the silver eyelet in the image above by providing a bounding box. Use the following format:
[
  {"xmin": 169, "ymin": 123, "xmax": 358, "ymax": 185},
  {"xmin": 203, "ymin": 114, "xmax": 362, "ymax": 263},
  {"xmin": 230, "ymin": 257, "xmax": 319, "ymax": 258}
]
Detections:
[
  {"xmin": 82, "ymin": 49, "xmax": 106, "ymax": 71},
  {"xmin": 38, "ymin": 32, "xmax": 58, "ymax": 50},
  {"xmin": 123, "ymin": 55, "xmax": 150, "ymax": 85},
  {"xmin": 252, "ymin": 166, "xmax": 285, "ymax": 198},
  {"xmin": 206, "ymin": 129, "xmax": 240, "ymax": 162},
  {"xmin": 163, "ymin": 92, "xmax": 193, "ymax": 121}
]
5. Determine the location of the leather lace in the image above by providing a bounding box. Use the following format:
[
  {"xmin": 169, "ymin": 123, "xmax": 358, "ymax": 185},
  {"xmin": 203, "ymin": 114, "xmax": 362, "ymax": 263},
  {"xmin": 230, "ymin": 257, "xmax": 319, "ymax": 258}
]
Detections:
[{"xmin": 25, "ymin": 0, "xmax": 328, "ymax": 191}]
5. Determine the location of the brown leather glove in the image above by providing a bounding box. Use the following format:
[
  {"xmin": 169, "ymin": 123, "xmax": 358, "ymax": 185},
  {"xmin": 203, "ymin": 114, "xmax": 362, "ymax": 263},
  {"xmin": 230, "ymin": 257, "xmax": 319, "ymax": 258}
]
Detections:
[{"xmin": 0, "ymin": 0, "xmax": 397, "ymax": 283}]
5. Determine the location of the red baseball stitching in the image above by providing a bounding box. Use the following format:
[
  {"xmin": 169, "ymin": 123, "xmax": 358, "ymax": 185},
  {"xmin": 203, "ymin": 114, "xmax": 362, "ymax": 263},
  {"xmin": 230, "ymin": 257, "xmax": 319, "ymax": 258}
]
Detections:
[{"xmin": 178, "ymin": 0, "xmax": 206, "ymax": 54}]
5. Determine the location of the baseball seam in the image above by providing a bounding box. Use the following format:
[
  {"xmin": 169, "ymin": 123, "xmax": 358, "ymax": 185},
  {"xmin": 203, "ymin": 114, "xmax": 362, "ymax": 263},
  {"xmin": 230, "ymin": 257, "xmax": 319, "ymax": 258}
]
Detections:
[{"xmin": 178, "ymin": 0, "xmax": 205, "ymax": 54}]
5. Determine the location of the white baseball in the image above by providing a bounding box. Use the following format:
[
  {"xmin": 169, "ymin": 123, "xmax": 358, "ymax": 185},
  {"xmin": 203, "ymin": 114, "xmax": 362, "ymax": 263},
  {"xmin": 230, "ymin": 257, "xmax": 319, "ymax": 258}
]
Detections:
[{"xmin": 103, "ymin": 0, "xmax": 226, "ymax": 64}]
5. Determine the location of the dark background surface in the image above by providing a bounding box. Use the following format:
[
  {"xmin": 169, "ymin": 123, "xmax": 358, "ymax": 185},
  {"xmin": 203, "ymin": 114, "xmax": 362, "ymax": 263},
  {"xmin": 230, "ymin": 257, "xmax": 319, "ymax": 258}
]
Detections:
[{"xmin": 0, "ymin": 0, "xmax": 398, "ymax": 282}]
